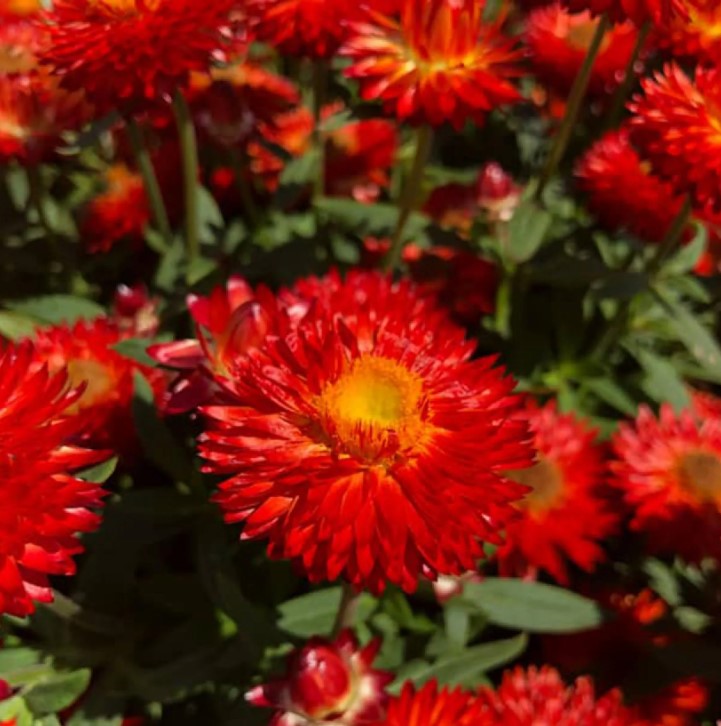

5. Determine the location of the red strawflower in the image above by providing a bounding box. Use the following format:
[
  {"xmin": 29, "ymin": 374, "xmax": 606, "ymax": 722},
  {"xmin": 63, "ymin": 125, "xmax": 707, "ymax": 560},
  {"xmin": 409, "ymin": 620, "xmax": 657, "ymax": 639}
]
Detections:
[
  {"xmin": 576, "ymin": 129, "xmax": 688, "ymax": 243},
  {"xmin": 0, "ymin": 342, "xmax": 107, "ymax": 617},
  {"xmin": 150, "ymin": 277, "xmax": 277, "ymax": 413},
  {"xmin": 324, "ymin": 112, "xmax": 398, "ymax": 203},
  {"xmin": 246, "ymin": 630, "xmax": 391, "ymax": 725},
  {"xmin": 654, "ymin": 0, "xmax": 721, "ymax": 62},
  {"xmin": 199, "ymin": 270, "xmax": 532, "ymax": 594},
  {"xmin": 189, "ymin": 62, "xmax": 300, "ymax": 149},
  {"xmin": 246, "ymin": 0, "xmax": 362, "ymax": 59},
  {"xmin": 112, "ymin": 284, "xmax": 160, "ymax": 338},
  {"xmin": 0, "ymin": 0, "xmax": 40, "ymax": 19},
  {"xmin": 29, "ymin": 318, "xmax": 166, "ymax": 455},
  {"xmin": 39, "ymin": 0, "xmax": 235, "ymax": 116},
  {"xmin": 80, "ymin": 163, "xmax": 149, "ymax": 253},
  {"xmin": 0, "ymin": 18, "xmax": 44, "ymax": 75},
  {"xmin": 0, "ymin": 680, "xmax": 12, "ymax": 701},
  {"xmin": 629, "ymin": 63, "xmax": 721, "ymax": 214},
  {"xmin": 612, "ymin": 403, "xmax": 721, "ymax": 562},
  {"xmin": 474, "ymin": 666, "xmax": 638, "ymax": 725},
  {"xmin": 373, "ymin": 681, "xmax": 484, "ymax": 726},
  {"xmin": 342, "ymin": 0, "xmax": 523, "ymax": 130},
  {"xmin": 0, "ymin": 72, "xmax": 87, "ymax": 165},
  {"xmin": 635, "ymin": 677, "xmax": 708, "ymax": 726},
  {"xmin": 526, "ymin": 4, "xmax": 642, "ymax": 98},
  {"xmin": 497, "ymin": 400, "xmax": 616, "ymax": 584},
  {"xmin": 690, "ymin": 388, "xmax": 721, "ymax": 419},
  {"xmin": 562, "ymin": 0, "xmax": 685, "ymax": 25}
]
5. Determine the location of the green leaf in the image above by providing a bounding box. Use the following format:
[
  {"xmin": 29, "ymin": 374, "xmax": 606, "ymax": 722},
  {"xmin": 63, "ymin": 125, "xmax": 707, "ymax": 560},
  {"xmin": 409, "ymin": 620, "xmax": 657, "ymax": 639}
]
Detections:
[
  {"xmin": 506, "ymin": 198, "xmax": 552, "ymax": 264},
  {"xmin": 584, "ymin": 378, "xmax": 637, "ymax": 416},
  {"xmin": 401, "ymin": 634, "xmax": 527, "ymax": 689},
  {"xmin": 196, "ymin": 185, "xmax": 224, "ymax": 245},
  {"xmin": 632, "ymin": 348, "xmax": 690, "ymax": 411},
  {"xmin": 24, "ymin": 669, "xmax": 91, "ymax": 716},
  {"xmin": 4, "ymin": 296, "xmax": 104, "ymax": 325},
  {"xmin": 593, "ymin": 271, "xmax": 649, "ymax": 301},
  {"xmin": 112, "ymin": 338, "xmax": 160, "ymax": 368},
  {"xmin": 78, "ymin": 456, "xmax": 118, "ymax": 484},
  {"xmin": 664, "ymin": 222, "xmax": 707, "ymax": 275},
  {"xmin": 461, "ymin": 579, "xmax": 604, "ymax": 633},
  {"xmin": 131, "ymin": 371, "xmax": 195, "ymax": 482},
  {"xmin": 0, "ymin": 648, "xmax": 43, "ymax": 678},
  {"xmin": 656, "ymin": 291, "xmax": 721, "ymax": 377},
  {"xmin": 0, "ymin": 696, "xmax": 33, "ymax": 726},
  {"xmin": 278, "ymin": 588, "xmax": 376, "ymax": 638},
  {"xmin": 0, "ymin": 310, "xmax": 39, "ymax": 340},
  {"xmin": 314, "ymin": 197, "xmax": 430, "ymax": 244}
]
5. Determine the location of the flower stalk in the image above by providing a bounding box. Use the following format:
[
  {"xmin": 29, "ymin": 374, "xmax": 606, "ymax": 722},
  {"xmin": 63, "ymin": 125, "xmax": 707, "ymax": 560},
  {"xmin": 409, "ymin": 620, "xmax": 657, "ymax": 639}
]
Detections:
[
  {"xmin": 384, "ymin": 124, "xmax": 433, "ymax": 271},
  {"xmin": 536, "ymin": 14, "xmax": 610, "ymax": 200}
]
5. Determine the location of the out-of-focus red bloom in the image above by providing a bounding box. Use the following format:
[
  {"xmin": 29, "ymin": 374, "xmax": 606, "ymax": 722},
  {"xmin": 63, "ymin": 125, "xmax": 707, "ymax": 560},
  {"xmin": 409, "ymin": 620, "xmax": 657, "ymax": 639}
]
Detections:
[
  {"xmin": 246, "ymin": 630, "xmax": 391, "ymax": 725},
  {"xmin": 29, "ymin": 318, "xmax": 165, "ymax": 455},
  {"xmin": 0, "ymin": 72, "xmax": 88, "ymax": 164},
  {"xmin": 654, "ymin": 0, "xmax": 721, "ymax": 62},
  {"xmin": 497, "ymin": 401, "xmax": 616, "ymax": 584},
  {"xmin": 0, "ymin": 680, "xmax": 12, "ymax": 700},
  {"xmin": 149, "ymin": 277, "xmax": 276, "ymax": 413},
  {"xmin": 474, "ymin": 666, "xmax": 638, "ymax": 725},
  {"xmin": 373, "ymin": 681, "xmax": 483, "ymax": 726},
  {"xmin": 0, "ymin": 18, "xmax": 44, "ymax": 74},
  {"xmin": 40, "ymin": 0, "xmax": 235, "ymax": 116},
  {"xmin": 576, "ymin": 128, "xmax": 721, "ymax": 274},
  {"xmin": 80, "ymin": 163, "xmax": 149, "ymax": 253},
  {"xmin": 629, "ymin": 63, "xmax": 721, "ymax": 214},
  {"xmin": 200, "ymin": 270, "xmax": 532, "ymax": 594},
  {"xmin": 324, "ymin": 113, "xmax": 398, "ymax": 203},
  {"xmin": 343, "ymin": 0, "xmax": 522, "ymax": 129},
  {"xmin": 0, "ymin": 0, "xmax": 40, "ymax": 19},
  {"xmin": 526, "ymin": 4, "xmax": 642, "ymax": 98},
  {"xmin": 576, "ymin": 129, "xmax": 687, "ymax": 243},
  {"xmin": 424, "ymin": 162, "xmax": 522, "ymax": 234},
  {"xmin": 246, "ymin": 0, "xmax": 363, "ymax": 58},
  {"xmin": 612, "ymin": 403, "xmax": 721, "ymax": 562},
  {"xmin": 0, "ymin": 343, "xmax": 107, "ymax": 617},
  {"xmin": 247, "ymin": 104, "xmax": 398, "ymax": 202},
  {"xmin": 563, "ymin": 0, "xmax": 686, "ymax": 25},
  {"xmin": 690, "ymin": 388, "xmax": 721, "ymax": 419},
  {"xmin": 635, "ymin": 678, "xmax": 708, "ymax": 726},
  {"xmin": 112, "ymin": 284, "xmax": 160, "ymax": 338},
  {"xmin": 188, "ymin": 62, "xmax": 299, "ymax": 148}
]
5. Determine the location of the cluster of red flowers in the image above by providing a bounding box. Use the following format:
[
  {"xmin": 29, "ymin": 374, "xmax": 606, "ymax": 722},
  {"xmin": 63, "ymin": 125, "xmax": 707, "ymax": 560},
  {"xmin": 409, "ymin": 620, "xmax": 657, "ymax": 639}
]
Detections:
[{"xmin": 2, "ymin": 0, "xmax": 721, "ymax": 723}]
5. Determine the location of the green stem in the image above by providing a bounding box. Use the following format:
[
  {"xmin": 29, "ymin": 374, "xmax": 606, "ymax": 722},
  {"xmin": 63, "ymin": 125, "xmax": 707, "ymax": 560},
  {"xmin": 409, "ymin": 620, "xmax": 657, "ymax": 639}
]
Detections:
[
  {"xmin": 312, "ymin": 60, "xmax": 328, "ymax": 199},
  {"xmin": 605, "ymin": 21, "xmax": 650, "ymax": 130},
  {"xmin": 383, "ymin": 125, "xmax": 433, "ymax": 271},
  {"xmin": 331, "ymin": 582, "xmax": 361, "ymax": 637},
  {"xmin": 172, "ymin": 90, "xmax": 200, "ymax": 276},
  {"xmin": 229, "ymin": 148, "xmax": 261, "ymax": 229},
  {"xmin": 125, "ymin": 117, "xmax": 172, "ymax": 245},
  {"xmin": 536, "ymin": 14, "xmax": 610, "ymax": 200},
  {"xmin": 591, "ymin": 197, "xmax": 692, "ymax": 358}
]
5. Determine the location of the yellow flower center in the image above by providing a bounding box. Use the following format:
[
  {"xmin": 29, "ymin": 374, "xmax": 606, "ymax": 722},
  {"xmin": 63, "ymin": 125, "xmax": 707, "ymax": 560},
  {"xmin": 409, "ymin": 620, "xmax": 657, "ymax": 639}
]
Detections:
[
  {"xmin": 566, "ymin": 18, "xmax": 611, "ymax": 53},
  {"xmin": 688, "ymin": 7, "xmax": 721, "ymax": 40},
  {"xmin": 91, "ymin": 0, "xmax": 161, "ymax": 14},
  {"xmin": 66, "ymin": 358, "xmax": 116, "ymax": 412},
  {"xmin": 319, "ymin": 356, "xmax": 426, "ymax": 463},
  {"xmin": 509, "ymin": 457, "xmax": 565, "ymax": 514},
  {"xmin": 677, "ymin": 450, "xmax": 721, "ymax": 503},
  {"xmin": 0, "ymin": 43, "xmax": 36, "ymax": 75}
]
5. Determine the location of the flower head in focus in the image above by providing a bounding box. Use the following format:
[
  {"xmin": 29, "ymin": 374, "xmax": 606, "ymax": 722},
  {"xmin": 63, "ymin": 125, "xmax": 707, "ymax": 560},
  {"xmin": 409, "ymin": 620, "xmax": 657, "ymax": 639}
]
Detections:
[
  {"xmin": 373, "ymin": 680, "xmax": 483, "ymax": 726},
  {"xmin": 629, "ymin": 63, "xmax": 721, "ymax": 214},
  {"xmin": 343, "ymin": 0, "xmax": 522, "ymax": 129},
  {"xmin": 612, "ymin": 403, "xmax": 721, "ymax": 562},
  {"xmin": 40, "ymin": 0, "xmax": 235, "ymax": 116},
  {"xmin": 0, "ymin": 343, "xmax": 107, "ymax": 617},
  {"xmin": 246, "ymin": 630, "xmax": 391, "ymax": 725},
  {"xmin": 199, "ymin": 270, "xmax": 532, "ymax": 594},
  {"xmin": 497, "ymin": 400, "xmax": 616, "ymax": 584}
]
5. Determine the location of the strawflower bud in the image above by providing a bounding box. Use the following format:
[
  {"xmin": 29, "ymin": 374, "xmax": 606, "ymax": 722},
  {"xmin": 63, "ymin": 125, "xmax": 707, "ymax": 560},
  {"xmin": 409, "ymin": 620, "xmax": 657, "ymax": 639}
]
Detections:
[{"xmin": 246, "ymin": 630, "xmax": 392, "ymax": 725}]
